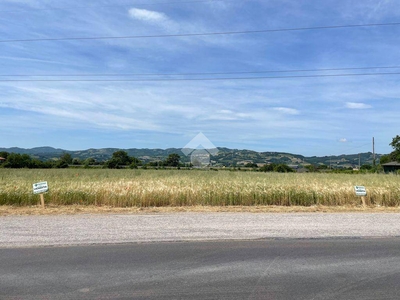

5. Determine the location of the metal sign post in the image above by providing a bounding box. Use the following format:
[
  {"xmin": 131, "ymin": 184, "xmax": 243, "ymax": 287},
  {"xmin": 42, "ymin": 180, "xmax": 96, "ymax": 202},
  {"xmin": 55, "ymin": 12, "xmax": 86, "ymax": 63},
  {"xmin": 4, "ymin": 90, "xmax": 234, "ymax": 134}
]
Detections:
[{"xmin": 33, "ymin": 181, "xmax": 49, "ymax": 209}]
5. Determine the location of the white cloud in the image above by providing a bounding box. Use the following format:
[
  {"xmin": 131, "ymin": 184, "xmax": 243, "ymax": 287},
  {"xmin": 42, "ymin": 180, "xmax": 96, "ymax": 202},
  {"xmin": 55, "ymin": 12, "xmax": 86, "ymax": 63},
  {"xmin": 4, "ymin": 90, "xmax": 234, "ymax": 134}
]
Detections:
[
  {"xmin": 345, "ymin": 102, "xmax": 372, "ymax": 109},
  {"xmin": 219, "ymin": 109, "xmax": 233, "ymax": 114},
  {"xmin": 129, "ymin": 8, "xmax": 169, "ymax": 23},
  {"xmin": 203, "ymin": 110, "xmax": 251, "ymax": 121},
  {"xmin": 339, "ymin": 138, "xmax": 347, "ymax": 143},
  {"xmin": 273, "ymin": 107, "xmax": 300, "ymax": 115}
]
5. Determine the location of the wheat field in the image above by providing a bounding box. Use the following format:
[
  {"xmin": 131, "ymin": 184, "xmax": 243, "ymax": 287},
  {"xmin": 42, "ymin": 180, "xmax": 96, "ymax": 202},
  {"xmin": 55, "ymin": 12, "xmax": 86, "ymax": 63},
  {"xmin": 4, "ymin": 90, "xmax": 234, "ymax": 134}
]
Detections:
[{"xmin": 1, "ymin": 169, "xmax": 399, "ymax": 207}]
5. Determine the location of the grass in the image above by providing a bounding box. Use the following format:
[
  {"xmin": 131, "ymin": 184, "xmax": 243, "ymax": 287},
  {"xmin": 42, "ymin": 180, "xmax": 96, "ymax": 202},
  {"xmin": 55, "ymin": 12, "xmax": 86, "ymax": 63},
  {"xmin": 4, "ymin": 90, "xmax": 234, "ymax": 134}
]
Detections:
[{"xmin": 1, "ymin": 169, "xmax": 400, "ymax": 208}]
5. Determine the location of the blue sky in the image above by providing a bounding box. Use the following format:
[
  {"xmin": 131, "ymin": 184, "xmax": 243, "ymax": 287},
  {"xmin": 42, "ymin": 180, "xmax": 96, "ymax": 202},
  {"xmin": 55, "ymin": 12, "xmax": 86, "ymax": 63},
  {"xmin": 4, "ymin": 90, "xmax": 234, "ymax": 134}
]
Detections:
[{"xmin": 1, "ymin": 0, "xmax": 399, "ymax": 156}]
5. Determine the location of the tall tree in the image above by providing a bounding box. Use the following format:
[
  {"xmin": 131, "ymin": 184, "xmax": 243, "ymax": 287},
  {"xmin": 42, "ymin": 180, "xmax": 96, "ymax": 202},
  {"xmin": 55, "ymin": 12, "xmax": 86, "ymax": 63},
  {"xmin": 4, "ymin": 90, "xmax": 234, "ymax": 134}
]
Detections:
[
  {"xmin": 0, "ymin": 151, "xmax": 9, "ymax": 159},
  {"xmin": 388, "ymin": 135, "xmax": 400, "ymax": 162},
  {"xmin": 165, "ymin": 153, "xmax": 180, "ymax": 167},
  {"xmin": 3, "ymin": 153, "xmax": 31, "ymax": 168},
  {"xmin": 111, "ymin": 151, "xmax": 132, "ymax": 165},
  {"xmin": 55, "ymin": 153, "xmax": 72, "ymax": 168},
  {"xmin": 59, "ymin": 153, "xmax": 73, "ymax": 164},
  {"xmin": 106, "ymin": 151, "xmax": 140, "ymax": 169},
  {"xmin": 390, "ymin": 135, "xmax": 400, "ymax": 152}
]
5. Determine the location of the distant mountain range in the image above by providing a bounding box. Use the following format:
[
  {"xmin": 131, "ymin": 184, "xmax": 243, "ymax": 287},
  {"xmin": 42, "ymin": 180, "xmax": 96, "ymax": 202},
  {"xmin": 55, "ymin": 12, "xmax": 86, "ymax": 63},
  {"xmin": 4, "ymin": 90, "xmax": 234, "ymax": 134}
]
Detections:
[{"xmin": 0, "ymin": 147, "xmax": 381, "ymax": 168}]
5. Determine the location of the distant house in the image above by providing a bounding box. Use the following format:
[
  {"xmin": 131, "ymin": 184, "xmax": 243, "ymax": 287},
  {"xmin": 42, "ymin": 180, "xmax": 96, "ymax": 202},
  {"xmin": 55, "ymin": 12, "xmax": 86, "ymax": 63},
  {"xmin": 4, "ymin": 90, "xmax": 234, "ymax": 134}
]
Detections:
[
  {"xmin": 0, "ymin": 157, "xmax": 5, "ymax": 163},
  {"xmin": 382, "ymin": 161, "xmax": 400, "ymax": 173}
]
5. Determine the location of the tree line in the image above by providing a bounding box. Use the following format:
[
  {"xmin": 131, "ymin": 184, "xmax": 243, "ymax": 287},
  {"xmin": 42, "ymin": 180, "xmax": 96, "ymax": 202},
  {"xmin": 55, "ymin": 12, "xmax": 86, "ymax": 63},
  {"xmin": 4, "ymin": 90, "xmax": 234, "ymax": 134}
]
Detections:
[
  {"xmin": 0, "ymin": 150, "xmax": 296, "ymax": 172},
  {"xmin": 379, "ymin": 135, "xmax": 400, "ymax": 164},
  {"xmin": 2, "ymin": 134, "xmax": 398, "ymax": 170},
  {"xmin": 0, "ymin": 151, "xmax": 183, "ymax": 169}
]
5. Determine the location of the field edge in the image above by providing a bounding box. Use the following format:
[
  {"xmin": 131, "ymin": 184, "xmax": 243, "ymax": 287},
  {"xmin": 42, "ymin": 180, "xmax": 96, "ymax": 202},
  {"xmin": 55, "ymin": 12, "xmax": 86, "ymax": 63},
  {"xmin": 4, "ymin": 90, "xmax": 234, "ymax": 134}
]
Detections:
[{"xmin": 1, "ymin": 204, "xmax": 400, "ymax": 216}]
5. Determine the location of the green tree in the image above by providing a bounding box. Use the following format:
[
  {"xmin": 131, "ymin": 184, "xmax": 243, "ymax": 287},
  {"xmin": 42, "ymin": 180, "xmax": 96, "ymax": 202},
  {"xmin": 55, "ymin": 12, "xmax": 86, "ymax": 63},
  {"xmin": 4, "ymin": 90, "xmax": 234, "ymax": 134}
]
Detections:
[
  {"xmin": 318, "ymin": 164, "xmax": 328, "ymax": 170},
  {"xmin": 390, "ymin": 135, "xmax": 400, "ymax": 152},
  {"xmin": 164, "ymin": 153, "xmax": 180, "ymax": 167},
  {"xmin": 0, "ymin": 151, "xmax": 8, "ymax": 168},
  {"xmin": 106, "ymin": 151, "xmax": 141, "ymax": 169},
  {"xmin": 379, "ymin": 154, "xmax": 390, "ymax": 165},
  {"xmin": 129, "ymin": 162, "xmax": 138, "ymax": 169},
  {"xmin": 29, "ymin": 158, "xmax": 44, "ymax": 168},
  {"xmin": 84, "ymin": 157, "xmax": 96, "ymax": 165},
  {"xmin": 42, "ymin": 161, "xmax": 55, "ymax": 168},
  {"xmin": 3, "ymin": 153, "xmax": 32, "ymax": 168},
  {"xmin": 55, "ymin": 153, "xmax": 72, "ymax": 168},
  {"xmin": 107, "ymin": 151, "xmax": 131, "ymax": 168},
  {"xmin": 305, "ymin": 165, "xmax": 317, "ymax": 172},
  {"xmin": 260, "ymin": 163, "xmax": 275, "ymax": 172},
  {"xmin": 0, "ymin": 151, "xmax": 9, "ymax": 159},
  {"xmin": 383, "ymin": 135, "xmax": 400, "ymax": 163},
  {"xmin": 112, "ymin": 151, "xmax": 132, "ymax": 165},
  {"xmin": 245, "ymin": 162, "xmax": 258, "ymax": 168},
  {"xmin": 273, "ymin": 164, "xmax": 294, "ymax": 173},
  {"xmin": 72, "ymin": 158, "xmax": 81, "ymax": 165},
  {"xmin": 83, "ymin": 157, "xmax": 96, "ymax": 168},
  {"xmin": 55, "ymin": 160, "xmax": 69, "ymax": 168},
  {"xmin": 360, "ymin": 164, "xmax": 372, "ymax": 170},
  {"xmin": 59, "ymin": 153, "xmax": 73, "ymax": 164}
]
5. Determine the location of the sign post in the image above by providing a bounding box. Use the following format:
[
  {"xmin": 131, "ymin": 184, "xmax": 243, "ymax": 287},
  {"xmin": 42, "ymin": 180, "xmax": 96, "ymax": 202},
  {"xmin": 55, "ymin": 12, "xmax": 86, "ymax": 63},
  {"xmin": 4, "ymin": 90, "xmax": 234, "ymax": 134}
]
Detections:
[
  {"xmin": 33, "ymin": 182, "xmax": 49, "ymax": 209},
  {"xmin": 354, "ymin": 186, "xmax": 367, "ymax": 207}
]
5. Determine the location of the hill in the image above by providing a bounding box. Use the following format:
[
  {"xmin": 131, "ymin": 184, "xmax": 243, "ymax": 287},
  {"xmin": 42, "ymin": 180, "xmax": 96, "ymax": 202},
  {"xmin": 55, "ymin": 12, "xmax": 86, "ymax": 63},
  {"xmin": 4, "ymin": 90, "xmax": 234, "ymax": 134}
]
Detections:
[{"xmin": 0, "ymin": 147, "xmax": 380, "ymax": 168}]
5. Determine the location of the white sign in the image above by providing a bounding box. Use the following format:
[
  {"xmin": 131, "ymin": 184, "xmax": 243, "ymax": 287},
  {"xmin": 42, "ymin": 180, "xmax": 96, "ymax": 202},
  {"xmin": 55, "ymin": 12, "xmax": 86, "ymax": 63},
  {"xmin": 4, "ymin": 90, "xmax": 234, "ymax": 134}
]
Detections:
[
  {"xmin": 354, "ymin": 186, "xmax": 367, "ymax": 196},
  {"xmin": 33, "ymin": 181, "xmax": 49, "ymax": 194}
]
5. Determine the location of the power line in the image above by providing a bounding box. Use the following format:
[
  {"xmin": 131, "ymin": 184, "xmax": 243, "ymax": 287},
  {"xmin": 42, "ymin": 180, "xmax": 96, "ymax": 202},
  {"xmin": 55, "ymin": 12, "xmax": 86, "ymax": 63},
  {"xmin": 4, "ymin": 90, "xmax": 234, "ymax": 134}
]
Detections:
[
  {"xmin": 0, "ymin": 0, "xmax": 235, "ymax": 14},
  {"xmin": 1, "ymin": 66, "xmax": 400, "ymax": 77},
  {"xmin": 1, "ymin": 72, "xmax": 400, "ymax": 82},
  {"xmin": 1, "ymin": 22, "xmax": 399, "ymax": 43}
]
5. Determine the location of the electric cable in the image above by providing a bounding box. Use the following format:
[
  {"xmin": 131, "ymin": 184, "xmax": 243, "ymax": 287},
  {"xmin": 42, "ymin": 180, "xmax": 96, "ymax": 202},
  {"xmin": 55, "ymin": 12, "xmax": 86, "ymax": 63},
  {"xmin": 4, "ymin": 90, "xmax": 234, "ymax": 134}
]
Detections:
[{"xmin": 1, "ymin": 22, "xmax": 399, "ymax": 43}]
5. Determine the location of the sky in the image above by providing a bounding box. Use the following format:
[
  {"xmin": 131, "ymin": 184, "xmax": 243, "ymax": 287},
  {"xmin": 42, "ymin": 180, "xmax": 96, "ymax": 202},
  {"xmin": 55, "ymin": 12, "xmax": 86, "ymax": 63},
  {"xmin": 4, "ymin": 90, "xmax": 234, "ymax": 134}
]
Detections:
[{"xmin": 0, "ymin": 0, "xmax": 399, "ymax": 156}]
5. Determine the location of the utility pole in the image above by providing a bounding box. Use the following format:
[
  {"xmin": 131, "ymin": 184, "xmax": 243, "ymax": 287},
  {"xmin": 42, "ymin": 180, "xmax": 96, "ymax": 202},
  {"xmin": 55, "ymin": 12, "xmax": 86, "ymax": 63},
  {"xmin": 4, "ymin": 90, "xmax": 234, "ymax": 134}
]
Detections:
[
  {"xmin": 359, "ymin": 153, "xmax": 361, "ymax": 169},
  {"xmin": 373, "ymin": 137, "xmax": 376, "ymax": 166}
]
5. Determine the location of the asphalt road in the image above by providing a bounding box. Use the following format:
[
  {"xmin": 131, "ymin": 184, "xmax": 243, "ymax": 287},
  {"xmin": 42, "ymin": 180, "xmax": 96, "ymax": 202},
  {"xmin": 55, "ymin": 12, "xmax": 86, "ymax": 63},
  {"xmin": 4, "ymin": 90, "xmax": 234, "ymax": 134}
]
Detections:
[{"xmin": 1, "ymin": 238, "xmax": 400, "ymax": 299}]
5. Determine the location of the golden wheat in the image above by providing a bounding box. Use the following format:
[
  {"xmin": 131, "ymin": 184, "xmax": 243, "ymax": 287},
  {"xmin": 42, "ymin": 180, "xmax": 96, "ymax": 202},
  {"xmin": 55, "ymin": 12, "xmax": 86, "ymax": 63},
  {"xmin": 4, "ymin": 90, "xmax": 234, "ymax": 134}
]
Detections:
[{"xmin": 1, "ymin": 169, "xmax": 399, "ymax": 207}]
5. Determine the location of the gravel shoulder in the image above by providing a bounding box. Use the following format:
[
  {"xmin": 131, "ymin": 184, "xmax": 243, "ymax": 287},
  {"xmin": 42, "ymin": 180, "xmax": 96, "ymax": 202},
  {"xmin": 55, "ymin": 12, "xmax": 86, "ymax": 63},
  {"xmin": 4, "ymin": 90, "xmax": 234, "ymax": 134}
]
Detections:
[
  {"xmin": 2, "ymin": 205, "xmax": 400, "ymax": 216},
  {"xmin": 1, "ymin": 211, "xmax": 400, "ymax": 248}
]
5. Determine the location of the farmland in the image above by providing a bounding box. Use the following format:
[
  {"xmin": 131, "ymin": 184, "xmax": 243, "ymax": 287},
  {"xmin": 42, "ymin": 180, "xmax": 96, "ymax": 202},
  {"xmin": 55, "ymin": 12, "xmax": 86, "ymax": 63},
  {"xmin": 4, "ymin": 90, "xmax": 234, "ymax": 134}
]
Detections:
[{"xmin": 1, "ymin": 169, "xmax": 399, "ymax": 207}]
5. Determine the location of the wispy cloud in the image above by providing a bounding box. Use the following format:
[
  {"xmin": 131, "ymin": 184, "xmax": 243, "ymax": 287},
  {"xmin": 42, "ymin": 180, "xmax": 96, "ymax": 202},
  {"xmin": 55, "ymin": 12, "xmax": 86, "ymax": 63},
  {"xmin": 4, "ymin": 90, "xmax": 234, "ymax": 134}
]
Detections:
[
  {"xmin": 273, "ymin": 107, "xmax": 300, "ymax": 115},
  {"xmin": 129, "ymin": 8, "xmax": 169, "ymax": 23},
  {"xmin": 345, "ymin": 102, "xmax": 372, "ymax": 109}
]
